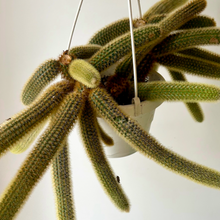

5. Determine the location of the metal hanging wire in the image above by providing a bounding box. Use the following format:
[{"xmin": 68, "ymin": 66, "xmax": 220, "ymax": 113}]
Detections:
[
  {"xmin": 67, "ymin": 0, "xmax": 84, "ymax": 53},
  {"xmin": 127, "ymin": 0, "xmax": 143, "ymax": 116},
  {"xmin": 137, "ymin": 0, "xmax": 143, "ymax": 19},
  {"xmin": 66, "ymin": 0, "xmax": 143, "ymax": 116}
]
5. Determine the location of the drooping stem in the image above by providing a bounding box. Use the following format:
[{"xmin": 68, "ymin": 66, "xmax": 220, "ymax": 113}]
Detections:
[
  {"xmin": 90, "ymin": 88, "xmax": 220, "ymax": 189},
  {"xmin": 52, "ymin": 140, "xmax": 75, "ymax": 220},
  {"xmin": 168, "ymin": 70, "xmax": 204, "ymax": 122},
  {"xmin": 79, "ymin": 101, "xmax": 129, "ymax": 211},
  {"xmin": 0, "ymin": 81, "xmax": 74, "ymax": 157},
  {"xmin": 0, "ymin": 87, "xmax": 85, "ymax": 220}
]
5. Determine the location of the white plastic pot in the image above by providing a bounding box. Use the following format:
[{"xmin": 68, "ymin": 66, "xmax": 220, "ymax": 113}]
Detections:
[{"xmin": 98, "ymin": 70, "xmax": 164, "ymax": 158}]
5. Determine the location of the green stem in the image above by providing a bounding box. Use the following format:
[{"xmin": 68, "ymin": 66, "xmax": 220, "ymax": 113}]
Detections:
[
  {"xmin": 129, "ymin": 81, "xmax": 220, "ymax": 102},
  {"xmin": 153, "ymin": 28, "xmax": 220, "ymax": 56},
  {"xmin": 169, "ymin": 70, "xmax": 204, "ymax": 122},
  {"xmin": 22, "ymin": 59, "xmax": 60, "ymax": 105},
  {"xmin": 156, "ymin": 54, "xmax": 220, "ymax": 79},
  {"xmin": 0, "ymin": 81, "xmax": 73, "ymax": 157},
  {"xmin": 0, "ymin": 88, "xmax": 85, "ymax": 220},
  {"xmin": 79, "ymin": 101, "xmax": 129, "ymax": 211},
  {"xmin": 89, "ymin": 25, "xmax": 161, "ymax": 72},
  {"xmin": 52, "ymin": 140, "xmax": 75, "ymax": 220},
  {"xmin": 143, "ymin": 0, "xmax": 188, "ymax": 22},
  {"xmin": 90, "ymin": 88, "xmax": 220, "ymax": 189}
]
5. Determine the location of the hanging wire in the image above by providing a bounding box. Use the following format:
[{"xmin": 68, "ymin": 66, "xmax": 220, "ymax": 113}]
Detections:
[
  {"xmin": 67, "ymin": 0, "xmax": 84, "ymax": 53},
  {"xmin": 128, "ymin": 0, "xmax": 143, "ymax": 116},
  {"xmin": 128, "ymin": 0, "xmax": 138, "ymax": 100},
  {"xmin": 137, "ymin": 0, "xmax": 143, "ymax": 19}
]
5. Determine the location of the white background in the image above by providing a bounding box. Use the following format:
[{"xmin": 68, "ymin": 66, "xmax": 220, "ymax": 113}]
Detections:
[{"xmin": 1, "ymin": 0, "xmax": 220, "ymax": 219}]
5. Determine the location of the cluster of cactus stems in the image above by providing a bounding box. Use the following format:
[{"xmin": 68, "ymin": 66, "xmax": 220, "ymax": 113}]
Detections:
[{"xmin": 2, "ymin": 0, "xmax": 220, "ymax": 219}]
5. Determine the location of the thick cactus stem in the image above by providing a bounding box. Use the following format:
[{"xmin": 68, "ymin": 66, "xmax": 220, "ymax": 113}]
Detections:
[
  {"xmin": 89, "ymin": 25, "xmax": 161, "ymax": 72},
  {"xmin": 143, "ymin": 0, "xmax": 188, "ymax": 22},
  {"xmin": 52, "ymin": 140, "xmax": 75, "ymax": 220},
  {"xmin": 157, "ymin": 54, "xmax": 220, "ymax": 79},
  {"xmin": 10, "ymin": 118, "xmax": 48, "ymax": 154},
  {"xmin": 79, "ymin": 102, "xmax": 129, "ymax": 212},
  {"xmin": 0, "ymin": 88, "xmax": 85, "ymax": 220},
  {"xmin": 159, "ymin": 0, "xmax": 207, "ymax": 35},
  {"xmin": 88, "ymin": 18, "xmax": 130, "ymax": 46},
  {"xmin": 89, "ymin": 88, "xmax": 220, "ymax": 190},
  {"xmin": 22, "ymin": 59, "xmax": 60, "ymax": 105},
  {"xmin": 69, "ymin": 44, "xmax": 101, "ymax": 59},
  {"xmin": 179, "ymin": 15, "xmax": 216, "ymax": 29},
  {"xmin": 153, "ymin": 28, "xmax": 220, "ymax": 56},
  {"xmin": 0, "ymin": 81, "xmax": 74, "ymax": 157},
  {"xmin": 96, "ymin": 119, "xmax": 114, "ymax": 146},
  {"xmin": 129, "ymin": 81, "xmax": 220, "ymax": 102},
  {"xmin": 169, "ymin": 70, "xmax": 204, "ymax": 122},
  {"xmin": 69, "ymin": 59, "xmax": 101, "ymax": 88},
  {"xmin": 179, "ymin": 47, "xmax": 220, "ymax": 64}
]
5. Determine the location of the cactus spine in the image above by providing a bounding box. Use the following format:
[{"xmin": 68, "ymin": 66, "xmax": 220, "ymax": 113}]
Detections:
[
  {"xmin": 52, "ymin": 140, "xmax": 75, "ymax": 220},
  {"xmin": 169, "ymin": 70, "xmax": 204, "ymax": 122},
  {"xmin": 0, "ymin": 87, "xmax": 85, "ymax": 220},
  {"xmin": 89, "ymin": 88, "xmax": 220, "ymax": 189},
  {"xmin": 79, "ymin": 101, "xmax": 129, "ymax": 211}
]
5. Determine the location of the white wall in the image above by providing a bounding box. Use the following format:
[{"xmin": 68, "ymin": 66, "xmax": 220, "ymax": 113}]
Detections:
[{"xmin": 1, "ymin": 0, "xmax": 220, "ymax": 219}]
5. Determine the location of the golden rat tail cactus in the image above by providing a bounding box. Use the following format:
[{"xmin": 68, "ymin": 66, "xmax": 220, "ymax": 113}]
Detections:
[{"xmin": 2, "ymin": 0, "xmax": 220, "ymax": 219}]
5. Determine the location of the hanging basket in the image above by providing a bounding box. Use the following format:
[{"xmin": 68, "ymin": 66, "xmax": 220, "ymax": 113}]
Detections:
[{"xmin": 97, "ymin": 70, "xmax": 165, "ymax": 158}]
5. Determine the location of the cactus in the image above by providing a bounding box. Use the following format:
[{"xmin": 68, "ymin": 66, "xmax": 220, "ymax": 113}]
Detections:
[
  {"xmin": 0, "ymin": 80, "xmax": 74, "ymax": 157},
  {"xmin": 3, "ymin": 0, "xmax": 220, "ymax": 219},
  {"xmin": 143, "ymin": 0, "xmax": 188, "ymax": 22},
  {"xmin": 79, "ymin": 102, "xmax": 129, "ymax": 211},
  {"xmin": 0, "ymin": 86, "xmax": 85, "ymax": 219},
  {"xmin": 51, "ymin": 139, "xmax": 75, "ymax": 220},
  {"xmin": 89, "ymin": 87, "xmax": 220, "ymax": 189},
  {"xmin": 159, "ymin": 0, "xmax": 207, "ymax": 35},
  {"xmin": 89, "ymin": 25, "xmax": 161, "ymax": 72},
  {"xmin": 169, "ymin": 70, "xmax": 204, "ymax": 122},
  {"xmin": 156, "ymin": 53, "xmax": 220, "ymax": 79},
  {"xmin": 153, "ymin": 28, "xmax": 220, "ymax": 56},
  {"xmin": 68, "ymin": 59, "xmax": 101, "ymax": 88},
  {"xmin": 96, "ymin": 119, "xmax": 114, "ymax": 146},
  {"xmin": 22, "ymin": 59, "xmax": 60, "ymax": 105},
  {"xmin": 179, "ymin": 15, "xmax": 216, "ymax": 29},
  {"xmin": 9, "ymin": 117, "xmax": 48, "ymax": 154},
  {"xmin": 129, "ymin": 81, "xmax": 220, "ymax": 102}
]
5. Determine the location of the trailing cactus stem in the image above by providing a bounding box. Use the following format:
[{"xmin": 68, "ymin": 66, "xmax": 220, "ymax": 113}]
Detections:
[
  {"xmin": 169, "ymin": 70, "xmax": 204, "ymax": 122},
  {"xmin": 88, "ymin": 18, "xmax": 130, "ymax": 46},
  {"xmin": 115, "ymin": 45, "xmax": 154, "ymax": 79},
  {"xmin": 129, "ymin": 81, "xmax": 220, "ymax": 102},
  {"xmin": 179, "ymin": 15, "xmax": 216, "ymax": 29},
  {"xmin": 185, "ymin": 102, "xmax": 204, "ymax": 122},
  {"xmin": 0, "ymin": 88, "xmax": 85, "ymax": 220},
  {"xmin": 157, "ymin": 54, "xmax": 220, "ymax": 79},
  {"xmin": 159, "ymin": 0, "xmax": 207, "ymax": 35},
  {"xmin": 89, "ymin": 88, "xmax": 220, "ymax": 189},
  {"xmin": 89, "ymin": 25, "xmax": 161, "ymax": 72},
  {"xmin": 96, "ymin": 119, "xmax": 114, "ymax": 146},
  {"xmin": 10, "ymin": 118, "xmax": 48, "ymax": 154},
  {"xmin": 179, "ymin": 47, "xmax": 220, "ymax": 64},
  {"xmin": 69, "ymin": 44, "xmax": 101, "ymax": 59},
  {"xmin": 79, "ymin": 101, "xmax": 129, "ymax": 211},
  {"xmin": 0, "ymin": 81, "xmax": 73, "ymax": 158},
  {"xmin": 52, "ymin": 140, "xmax": 75, "ymax": 220},
  {"xmin": 153, "ymin": 28, "xmax": 220, "ymax": 56},
  {"xmin": 22, "ymin": 59, "xmax": 60, "ymax": 105},
  {"xmin": 143, "ymin": 0, "xmax": 188, "ymax": 22},
  {"xmin": 147, "ymin": 14, "xmax": 167, "ymax": 24}
]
